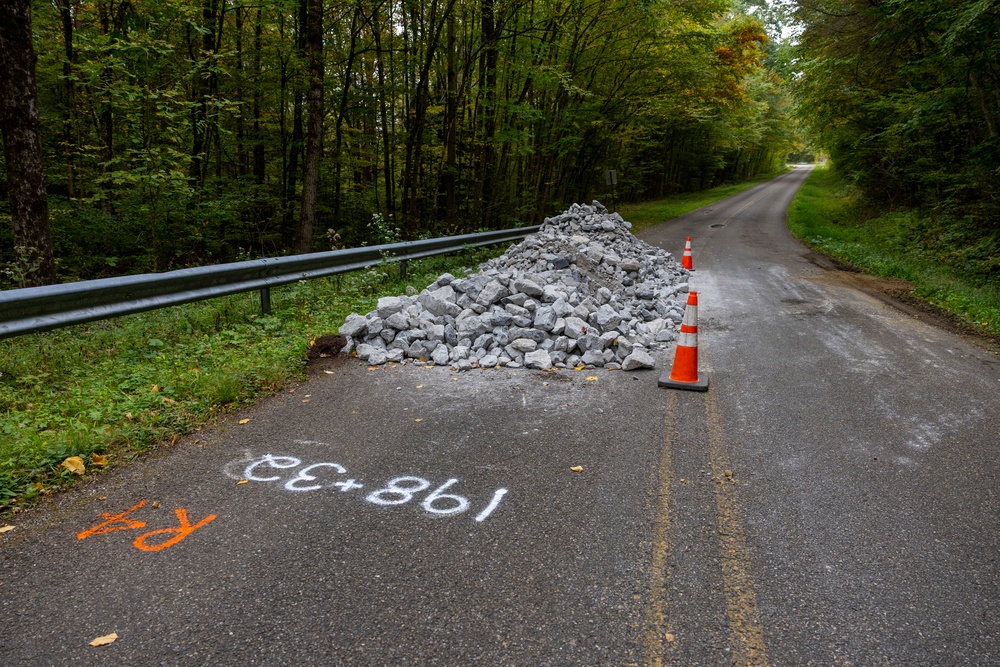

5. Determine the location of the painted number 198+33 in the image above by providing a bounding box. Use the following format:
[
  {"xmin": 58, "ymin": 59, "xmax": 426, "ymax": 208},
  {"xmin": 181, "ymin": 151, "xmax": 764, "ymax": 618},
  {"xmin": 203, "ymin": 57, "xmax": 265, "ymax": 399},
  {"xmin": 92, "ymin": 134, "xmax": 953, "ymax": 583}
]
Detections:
[{"xmin": 242, "ymin": 454, "xmax": 508, "ymax": 523}]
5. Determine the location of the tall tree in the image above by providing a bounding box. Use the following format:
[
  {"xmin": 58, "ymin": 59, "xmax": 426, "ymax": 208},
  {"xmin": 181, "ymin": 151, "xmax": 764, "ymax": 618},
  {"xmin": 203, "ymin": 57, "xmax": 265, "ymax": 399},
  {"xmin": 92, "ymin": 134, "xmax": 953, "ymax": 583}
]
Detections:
[
  {"xmin": 0, "ymin": 0, "xmax": 56, "ymax": 286},
  {"xmin": 295, "ymin": 0, "xmax": 325, "ymax": 253}
]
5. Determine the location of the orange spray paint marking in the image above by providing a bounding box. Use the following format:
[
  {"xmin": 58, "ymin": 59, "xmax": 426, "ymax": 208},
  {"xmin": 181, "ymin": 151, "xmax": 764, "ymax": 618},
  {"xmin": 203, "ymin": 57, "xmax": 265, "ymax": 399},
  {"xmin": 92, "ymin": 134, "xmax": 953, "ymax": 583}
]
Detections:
[
  {"xmin": 133, "ymin": 508, "xmax": 217, "ymax": 552},
  {"xmin": 77, "ymin": 500, "xmax": 148, "ymax": 540}
]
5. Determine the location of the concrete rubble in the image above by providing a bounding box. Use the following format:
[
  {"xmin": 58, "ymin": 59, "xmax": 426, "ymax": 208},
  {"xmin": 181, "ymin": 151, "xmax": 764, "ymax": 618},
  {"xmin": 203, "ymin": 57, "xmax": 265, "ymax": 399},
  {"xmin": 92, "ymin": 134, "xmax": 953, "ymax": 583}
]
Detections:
[{"xmin": 338, "ymin": 201, "xmax": 689, "ymax": 371}]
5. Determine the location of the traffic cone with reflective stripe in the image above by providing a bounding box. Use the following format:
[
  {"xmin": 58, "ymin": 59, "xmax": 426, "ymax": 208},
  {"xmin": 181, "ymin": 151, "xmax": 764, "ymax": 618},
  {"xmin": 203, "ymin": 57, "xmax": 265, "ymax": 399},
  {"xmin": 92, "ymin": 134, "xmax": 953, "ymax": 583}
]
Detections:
[
  {"xmin": 681, "ymin": 236, "xmax": 694, "ymax": 270},
  {"xmin": 658, "ymin": 291, "xmax": 709, "ymax": 391}
]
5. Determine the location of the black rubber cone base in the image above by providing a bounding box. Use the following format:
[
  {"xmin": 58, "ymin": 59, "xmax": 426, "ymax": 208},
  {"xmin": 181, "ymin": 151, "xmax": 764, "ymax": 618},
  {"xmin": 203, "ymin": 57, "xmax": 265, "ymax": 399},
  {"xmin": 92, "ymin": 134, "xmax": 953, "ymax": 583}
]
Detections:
[{"xmin": 657, "ymin": 373, "xmax": 710, "ymax": 392}]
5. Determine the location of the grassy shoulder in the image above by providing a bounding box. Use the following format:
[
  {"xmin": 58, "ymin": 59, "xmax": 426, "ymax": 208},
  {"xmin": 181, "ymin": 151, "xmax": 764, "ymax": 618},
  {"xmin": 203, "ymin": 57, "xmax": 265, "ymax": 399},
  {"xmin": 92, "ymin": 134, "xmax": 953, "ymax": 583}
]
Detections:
[
  {"xmin": 618, "ymin": 169, "xmax": 788, "ymax": 234},
  {"xmin": 787, "ymin": 164, "xmax": 1000, "ymax": 337},
  {"xmin": 0, "ymin": 250, "xmax": 494, "ymax": 511}
]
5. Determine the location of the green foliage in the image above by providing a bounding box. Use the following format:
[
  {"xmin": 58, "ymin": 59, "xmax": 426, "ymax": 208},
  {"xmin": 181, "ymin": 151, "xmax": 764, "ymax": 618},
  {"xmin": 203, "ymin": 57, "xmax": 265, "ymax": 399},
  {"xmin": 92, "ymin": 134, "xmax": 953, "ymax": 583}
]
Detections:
[
  {"xmin": 787, "ymin": 165, "xmax": 1000, "ymax": 334},
  {"xmin": 791, "ymin": 0, "xmax": 1000, "ymax": 225},
  {"xmin": 4, "ymin": 0, "xmax": 796, "ymax": 276},
  {"xmin": 0, "ymin": 246, "xmax": 495, "ymax": 510}
]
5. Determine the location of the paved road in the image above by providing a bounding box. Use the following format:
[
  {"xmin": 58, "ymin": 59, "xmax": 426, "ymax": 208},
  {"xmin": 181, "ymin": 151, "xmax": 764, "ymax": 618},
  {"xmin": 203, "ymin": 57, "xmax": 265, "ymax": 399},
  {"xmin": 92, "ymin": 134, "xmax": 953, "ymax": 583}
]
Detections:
[{"xmin": 3, "ymin": 167, "xmax": 999, "ymax": 665}]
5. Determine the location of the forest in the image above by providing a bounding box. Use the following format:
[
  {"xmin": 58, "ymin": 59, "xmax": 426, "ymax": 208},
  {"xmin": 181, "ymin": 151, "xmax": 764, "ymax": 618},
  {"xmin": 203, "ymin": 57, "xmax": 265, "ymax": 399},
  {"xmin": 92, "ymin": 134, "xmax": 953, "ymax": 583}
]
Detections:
[
  {"xmin": 0, "ymin": 0, "xmax": 794, "ymax": 286},
  {"xmin": 791, "ymin": 0, "xmax": 999, "ymax": 242}
]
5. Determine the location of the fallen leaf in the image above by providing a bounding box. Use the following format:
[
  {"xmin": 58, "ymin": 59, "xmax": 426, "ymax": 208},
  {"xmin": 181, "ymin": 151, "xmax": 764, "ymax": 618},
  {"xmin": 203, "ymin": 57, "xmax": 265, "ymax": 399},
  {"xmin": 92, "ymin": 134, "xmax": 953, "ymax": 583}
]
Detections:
[
  {"xmin": 0, "ymin": 525, "xmax": 14, "ymax": 534},
  {"xmin": 151, "ymin": 501, "xmax": 161, "ymax": 509},
  {"xmin": 666, "ymin": 633, "xmax": 676, "ymax": 643},
  {"xmin": 414, "ymin": 418, "xmax": 423, "ymax": 423},
  {"xmin": 586, "ymin": 376, "xmax": 599, "ymax": 381},
  {"xmin": 91, "ymin": 453, "xmax": 109, "ymax": 466},
  {"xmin": 161, "ymin": 397, "xmax": 176, "ymax": 404},
  {"xmin": 170, "ymin": 434, "xmax": 179, "ymax": 446},
  {"xmin": 323, "ymin": 370, "xmax": 335, "ymax": 375},
  {"xmin": 368, "ymin": 365, "xmax": 379, "ymax": 371},
  {"xmin": 97, "ymin": 495, "xmax": 107, "ymax": 500},
  {"xmin": 302, "ymin": 398, "xmax": 311, "ymax": 403},
  {"xmin": 575, "ymin": 365, "xmax": 586, "ymax": 371},
  {"xmin": 89, "ymin": 632, "xmax": 118, "ymax": 647},
  {"xmin": 61, "ymin": 456, "xmax": 86, "ymax": 475},
  {"xmin": 150, "ymin": 385, "xmax": 160, "ymax": 393},
  {"xmin": 289, "ymin": 388, "xmax": 296, "ymax": 393},
  {"xmin": 238, "ymin": 419, "xmax": 250, "ymax": 425},
  {"xmin": 570, "ymin": 465, "xmax": 584, "ymax": 473},
  {"xmin": 237, "ymin": 480, "xmax": 248, "ymax": 485},
  {"xmin": 415, "ymin": 385, "xmax": 424, "ymax": 389}
]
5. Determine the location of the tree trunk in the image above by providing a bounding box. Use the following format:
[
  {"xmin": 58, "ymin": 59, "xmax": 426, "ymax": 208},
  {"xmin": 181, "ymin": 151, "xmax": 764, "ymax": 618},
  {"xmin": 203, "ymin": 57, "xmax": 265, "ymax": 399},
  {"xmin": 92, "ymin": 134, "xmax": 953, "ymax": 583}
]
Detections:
[
  {"xmin": 478, "ymin": 0, "xmax": 498, "ymax": 229},
  {"xmin": 0, "ymin": 0, "xmax": 56, "ymax": 286},
  {"xmin": 371, "ymin": 5, "xmax": 394, "ymax": 217},
  {"xmin": 57, "ymin": 0, "xmax": 76, "ymax": 199},
  {"xmin": 442, "ymin": 11, "xmax": 458, "ymax": 228},
  {"xmin": 332, "ymin": 4, "xmax": 362, "ymax": 231},
  {"xmin": 295, "ymin": 0, "xmax": 324, "ymax": 253},
  {"xmin": 252, "ymin": 8, "xmax": 265, "ymax": 185}
]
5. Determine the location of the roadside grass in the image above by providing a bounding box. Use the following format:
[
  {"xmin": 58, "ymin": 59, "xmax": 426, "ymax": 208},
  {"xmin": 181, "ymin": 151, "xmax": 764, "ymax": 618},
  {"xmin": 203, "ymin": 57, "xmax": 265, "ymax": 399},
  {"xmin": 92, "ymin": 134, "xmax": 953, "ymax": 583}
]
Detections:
[
  {"xmin": 618, "ymin": 169, "xmax": 788, "ymax": 234},
  {"xmin": 0, "ymin": 249, "xmax": 494, "ymax": 511},
  {"xmin": 787, "ymin": 164, "xmax": 1000, "ymax": 337}
]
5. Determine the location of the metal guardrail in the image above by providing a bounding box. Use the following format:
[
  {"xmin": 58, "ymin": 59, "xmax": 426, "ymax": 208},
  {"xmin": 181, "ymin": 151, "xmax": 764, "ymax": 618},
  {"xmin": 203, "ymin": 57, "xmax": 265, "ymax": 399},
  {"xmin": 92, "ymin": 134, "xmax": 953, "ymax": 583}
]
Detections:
[{"xmin": 0, "ymin": 225, "xmax": 540, "ymax": 340}]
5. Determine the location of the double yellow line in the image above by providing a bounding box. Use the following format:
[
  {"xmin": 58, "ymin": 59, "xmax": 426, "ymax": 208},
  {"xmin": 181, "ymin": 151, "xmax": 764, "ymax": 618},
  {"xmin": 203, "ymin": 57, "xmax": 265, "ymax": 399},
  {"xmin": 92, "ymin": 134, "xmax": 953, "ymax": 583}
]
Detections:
[{"xmin": 644, "ymin": 388, "xmax": 769, "ymax": 666}]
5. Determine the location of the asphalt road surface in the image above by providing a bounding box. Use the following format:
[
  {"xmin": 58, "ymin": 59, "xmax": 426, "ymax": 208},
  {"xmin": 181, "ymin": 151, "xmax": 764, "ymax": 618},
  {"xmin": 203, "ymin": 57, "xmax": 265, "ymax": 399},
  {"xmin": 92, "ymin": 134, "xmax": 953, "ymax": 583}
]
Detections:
[{"xmin": 3, "ymin": 166, "xmax": 999, "ymax": 666}]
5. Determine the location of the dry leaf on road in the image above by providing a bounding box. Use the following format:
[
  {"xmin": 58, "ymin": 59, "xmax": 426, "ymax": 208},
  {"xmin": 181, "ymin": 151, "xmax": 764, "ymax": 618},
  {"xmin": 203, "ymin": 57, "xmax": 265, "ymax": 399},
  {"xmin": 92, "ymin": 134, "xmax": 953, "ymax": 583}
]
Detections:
[
  {"xmin": 238, "ymin": 419, "xmax": 250, "ymax": 425},
  {"xmin": 91, "ymin": 453, "xmax": 108, "ymax": 466},
  {"xmin": 89, "ymin": 632, "xmax": 118, "ymax": 647},
  {"xmin": 0, "ymin": 525, "xmax": 14, "ymax": 533},
  {"xmin": 570, "ymin": 466, "xmax": 584, "ymax": 473}
]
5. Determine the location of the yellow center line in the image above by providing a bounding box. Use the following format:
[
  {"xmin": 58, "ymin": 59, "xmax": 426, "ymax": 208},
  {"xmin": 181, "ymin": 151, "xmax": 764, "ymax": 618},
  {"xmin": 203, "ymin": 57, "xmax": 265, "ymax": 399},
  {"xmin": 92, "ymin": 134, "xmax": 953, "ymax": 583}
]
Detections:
[
  {"xmin": 705, "ymin": 386, "xmax": 770, "ymax": 667},
  {"xmin": 643, "ymin": 390, "xmax": 678, "ymax": 666}
]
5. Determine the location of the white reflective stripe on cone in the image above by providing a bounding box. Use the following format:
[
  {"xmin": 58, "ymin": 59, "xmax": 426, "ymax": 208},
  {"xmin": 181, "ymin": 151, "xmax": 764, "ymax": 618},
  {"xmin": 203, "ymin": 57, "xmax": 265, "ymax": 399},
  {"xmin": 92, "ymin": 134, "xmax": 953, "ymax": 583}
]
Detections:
[{"xmin": 677, "ymin": 331, "xmax": 699, "ymax": 348}]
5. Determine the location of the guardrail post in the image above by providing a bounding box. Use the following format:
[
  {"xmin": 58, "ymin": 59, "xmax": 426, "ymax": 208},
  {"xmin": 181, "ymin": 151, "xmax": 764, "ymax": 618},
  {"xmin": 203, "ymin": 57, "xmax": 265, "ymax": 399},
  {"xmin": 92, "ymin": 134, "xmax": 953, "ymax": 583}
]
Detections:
[
  {"xmin": 260, "ymin": 287, "xmax": 271, "ymax": 315},
  {"xmin": 399, "ymin": 259, "xmax": 408, "ymax": 280}
]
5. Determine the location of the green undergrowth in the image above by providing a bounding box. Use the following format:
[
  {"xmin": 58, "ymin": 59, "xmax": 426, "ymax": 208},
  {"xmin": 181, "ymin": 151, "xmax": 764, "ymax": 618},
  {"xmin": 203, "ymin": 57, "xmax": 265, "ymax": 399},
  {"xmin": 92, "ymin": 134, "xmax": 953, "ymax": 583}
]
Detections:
[
  {"xmin": 0, "ymin": 248, "xmax": 495, "ymax": 512},
  {"xmin": 787, "ymin": 164, "xmax": 1000, "ymax": 337},
  {"xmin": 618, "ymin": 169, "xmax": 789, "ymax": 235}
]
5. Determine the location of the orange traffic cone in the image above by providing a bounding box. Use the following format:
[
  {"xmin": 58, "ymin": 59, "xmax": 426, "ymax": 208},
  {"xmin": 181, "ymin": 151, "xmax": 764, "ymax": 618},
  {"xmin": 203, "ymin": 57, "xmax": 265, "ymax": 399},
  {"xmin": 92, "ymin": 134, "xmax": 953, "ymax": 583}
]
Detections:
[
  {"xmin": 681, "ymin": 236, "xmax": 694, "ymax": 270},
  {"xmin": 658, "ymin": 291, "xmax": 709, "ymax": 391}
]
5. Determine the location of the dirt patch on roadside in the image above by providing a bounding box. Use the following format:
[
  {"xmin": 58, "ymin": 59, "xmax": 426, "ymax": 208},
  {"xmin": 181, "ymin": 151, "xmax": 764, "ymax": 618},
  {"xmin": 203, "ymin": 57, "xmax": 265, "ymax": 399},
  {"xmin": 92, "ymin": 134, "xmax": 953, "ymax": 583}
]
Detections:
[
  {"xmin": 803, "ymin": 251, "xmax": 1000, "ymax": 355},
  {"xmin": 306, "ymin": 334, "xmax": 348, "ymax": 374}
]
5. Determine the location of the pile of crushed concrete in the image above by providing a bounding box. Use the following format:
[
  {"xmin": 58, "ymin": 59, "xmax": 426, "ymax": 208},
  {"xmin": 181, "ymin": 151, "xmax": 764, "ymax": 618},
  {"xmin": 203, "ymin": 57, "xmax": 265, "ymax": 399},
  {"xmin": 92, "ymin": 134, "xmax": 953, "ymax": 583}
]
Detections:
[{"xmin": 338, "ymin": 201, "xmax": 689, "ymax": 371}]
